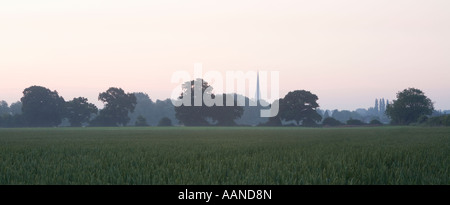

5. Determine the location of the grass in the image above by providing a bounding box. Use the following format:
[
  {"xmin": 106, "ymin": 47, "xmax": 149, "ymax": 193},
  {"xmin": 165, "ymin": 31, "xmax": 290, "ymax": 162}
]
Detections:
[{"xmin": 0, "ymin": 127, "xmax": 448, "ymax": 185}]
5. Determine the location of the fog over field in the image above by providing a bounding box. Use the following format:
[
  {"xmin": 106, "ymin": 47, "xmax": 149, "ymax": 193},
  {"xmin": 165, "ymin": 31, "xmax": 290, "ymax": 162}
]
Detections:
[{"xmin": 1, "ymin": 0, "xmax": 450, "ymax": 111}]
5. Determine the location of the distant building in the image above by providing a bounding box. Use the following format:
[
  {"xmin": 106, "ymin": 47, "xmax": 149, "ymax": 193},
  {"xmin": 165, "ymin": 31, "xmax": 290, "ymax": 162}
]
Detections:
[{"xmin": 255, "ymin": 71, "xmax": 261, "ymax": 104}]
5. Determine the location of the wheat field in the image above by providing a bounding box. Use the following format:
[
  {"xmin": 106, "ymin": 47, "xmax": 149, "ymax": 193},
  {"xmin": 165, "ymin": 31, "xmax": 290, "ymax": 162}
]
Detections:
[{"xmin": 0, "ymin": 127, "xmax": 448, "ymax": 185}]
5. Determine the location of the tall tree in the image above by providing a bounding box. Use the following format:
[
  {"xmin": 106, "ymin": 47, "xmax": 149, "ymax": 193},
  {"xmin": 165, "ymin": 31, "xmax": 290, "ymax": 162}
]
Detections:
[
  {"xmin": 174, "ymin": 79, "xmax": 213, "ymax": 126},
  {"xmin": 129, "ymin": 92, "xmax": 154, "ymax": 125},
  {"xmin": 386, "ymin": 88, "xmax": 434, "ymax": 125},
  {"xmin": 323, "ymin": 110, "xmax": 330, "ymax": 120},
  {"xmin": 0, "ymin": 101, "xmax": 7, "ymax": 127},
  {"xmin": 210, "ymin": 94, "xmax": 244, "ymax": 126},
  {"xmin": 94, "ymin": 87, "xmax": 137, "ymax": 126},
  {"xmin": 153, "ymin": 99, "xmax": 177, "ymax": 126},
  {"xmin": 0, "ymin": 101, "xmax": 9, "ymax": 116},
  {"xmin": 332, "ymin": 110, "xmax": 362, "ymax": 123},
  {"xmin": 174, "ymin": 79, "xmax": 244, "ymax": 126},
  {"xmin": 135, "ymin": 115, "xmax": 149, "ymax": 126},
  {"xmin": 66, "ymin": 97, "xmax": 98, "ymax": 127},
  {"xmin": 128, "ymin": 93, "xmax": 177, "ymax": 126},
  {"xmin": 157, "ymin": 117, "xmax": 173, "ymax": 126},
  {"xmin": 9, "ymin": 101, "xmax": 22, "ymax": 115},
  {"xmin": 260, "ymin": 116, "xmax": 282, "ymax": 126},
  {"xmin": 279, "ymin": 90, "xmax": 322, "ymax": 126},
  {"xmin": 380, "ymin": 98, "xmax": 386, "ymax": 114},
  {"xmin": 21, "ymin": 86, "xmax": 65, "ymax": 127},
  {"xmin": 374, "ymin": 99, "xmax": 379, "ymax": 113}
]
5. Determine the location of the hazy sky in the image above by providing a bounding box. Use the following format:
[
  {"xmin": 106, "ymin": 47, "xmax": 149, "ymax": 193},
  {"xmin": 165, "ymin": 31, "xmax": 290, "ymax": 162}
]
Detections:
[{"xmin": 1, "ymin": 0, "xmax": 449, "ymax": 110}]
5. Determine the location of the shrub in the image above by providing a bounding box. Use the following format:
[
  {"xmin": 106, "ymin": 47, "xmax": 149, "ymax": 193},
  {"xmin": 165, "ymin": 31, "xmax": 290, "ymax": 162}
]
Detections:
[
  {"xmin": 417, "ymin": 115, "xmax": 429, "ymax": 124},
  {"xmin": 347, "ymin": 119, "xmax": 365, "ymax": 126},
  {"xmin": 322, "ymin": 117, "xmax": 342, "ymax": 127},
  {"xmin": 135, "ymin": 115, "xmax": 149, "ymax": 127},
  {"xmin": 158, "ymin": 117, "xmax": 173, "ymax": 127},
  {"xmin": 426, "ymin": 115, "xmax": 450, "ymax": 126},
  {"xmin": 369, "ymin": 119, "xmax": 383, "ymax": 125}
]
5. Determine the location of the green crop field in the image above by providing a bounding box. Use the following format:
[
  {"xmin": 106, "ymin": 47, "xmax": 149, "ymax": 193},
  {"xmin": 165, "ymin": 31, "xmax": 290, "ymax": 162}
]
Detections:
[{"xmin": 0, "ymin": 127, "xmax": 448, "ymax": 185}]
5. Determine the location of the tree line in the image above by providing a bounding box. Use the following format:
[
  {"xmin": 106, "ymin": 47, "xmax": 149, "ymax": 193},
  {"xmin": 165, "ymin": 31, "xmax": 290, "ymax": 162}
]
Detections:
[
  {"xmin": 0, "ymin": 81, "xmax": 448, "ymax": 127},
  {"xmin": 0, "ymin": 86, "xmax": 137, "ymax": 127}
]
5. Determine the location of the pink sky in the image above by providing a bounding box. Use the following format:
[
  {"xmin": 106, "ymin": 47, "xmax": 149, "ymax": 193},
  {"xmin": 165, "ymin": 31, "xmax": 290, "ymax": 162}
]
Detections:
[{"xmin": 1, "ymin": 0, "xmax": 449, "ymax": 110}]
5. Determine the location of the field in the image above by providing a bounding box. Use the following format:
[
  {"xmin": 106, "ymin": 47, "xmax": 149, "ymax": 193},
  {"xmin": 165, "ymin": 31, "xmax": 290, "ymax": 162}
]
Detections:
[{"xmin": 0, "ymin": 127, "xmax": 448, "ymax": 185}]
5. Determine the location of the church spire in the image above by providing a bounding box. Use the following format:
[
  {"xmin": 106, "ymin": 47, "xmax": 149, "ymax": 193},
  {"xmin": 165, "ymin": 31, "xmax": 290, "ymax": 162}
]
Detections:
[{"xmin": 256, "ymin": 71, "xmax": 261, "ymax": 103}]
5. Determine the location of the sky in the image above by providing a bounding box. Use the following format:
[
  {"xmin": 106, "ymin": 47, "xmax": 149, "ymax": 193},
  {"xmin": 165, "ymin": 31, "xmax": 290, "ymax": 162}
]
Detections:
[{"xmin": 1, "ymin": 0, "xmax": 449, "ymax": 110}]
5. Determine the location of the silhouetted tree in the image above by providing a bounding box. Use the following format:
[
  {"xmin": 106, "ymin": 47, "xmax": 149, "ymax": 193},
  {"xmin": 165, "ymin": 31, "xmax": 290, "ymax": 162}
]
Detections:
[
  {"xmin": 234, "ymin": 95, "xmax": 268, "ymax": 126},
  {"xmin": 347, "ymin": 119, "xmax": 365, "ymax": 126},
  {"xmin": 129, "ymin": 93, "xmax": 153, "ymax": 125},
  {"xmin": 322, "ymin": 117, "xmax": 342, "ymax": 126},
  {"xmin": 175, "ymin": 81, "xmax": 245, "ymax": 126},
  {"xmin": 9, "ymin": 101, "xmax": 22, "ymax": 115},
  {"xmin": 369, "ymin": 119, "xmax": 383, "ymax": 125},
  {"xmin": 386, "ymin": 88, "xmax": 434, "ymax": 125},
  {"xmin": 374, "ymin": 99, "xmax": 379, "ymax": 113},
  {"xmin": 210, "ymin": 94, "xmax": 244, "ymax": 126},
  {"xmin": 0, "ymin": 114, "xmax": 25, "ymax": 128},
  {"xmin": 0, "ymin": 101, "xmax": 24, "ymax": 127},
  {"xmin": 279, "ymin": 90, "xmax": 322, "ymax": 126},
  {"xmin": 0, "ymin": 101, "xmax": 9, "ymax": 116},
  {"xmin": 316, "ymin": 109, "xmax": 324, "ymax": 117},
  {"xmin": 21, "ymin": 86, "xmax": 65, "ymax": 127},
  {"xmin": 380, "ymin": 98, "xmax": 386, "ymax": 114},
  {"xmin": 259, "ymin": 116, "xmax": 282, "ymax": 126},
  {"xmin": 135, "ymin": 115, "xmax": 148, "ymax": 126},
  {"xmin": 426, "ymin": 115, "xmax": 450, "ymax": 126},
  {"xmin": 323, "ymin": 110, "xmax": 330, "ymax": 120},
  {"xmin": 66, "ymin": 97, "xmax": 98, "ymax": 127},
  {"xmin": 332, "ymin": 110, "xmax": 363, "ymax": 123},
  {"xmin": 128, "ymin": 93, "xmax": 177, "ymax": 126},
  {"xmin": 93, "ymin": 87, "xmax": 137, "ymax": 126},
  {"xmin": 302, "ymin": 118, "xmax": 320, "ymax": 127},
  {"xmin": 174, "ymin": 79, "xmax": 213, "ymax": 126},
  {"xmin": 154, "ymin": 99, "xmax": 177, "ymax": 125},
  {"xmin": 417, "ymin": 115, "xmax": 429, "ymax": 124},
  {"xmin": 157, "ymin": 117, "xmax": 173, "ymax": 126}
]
